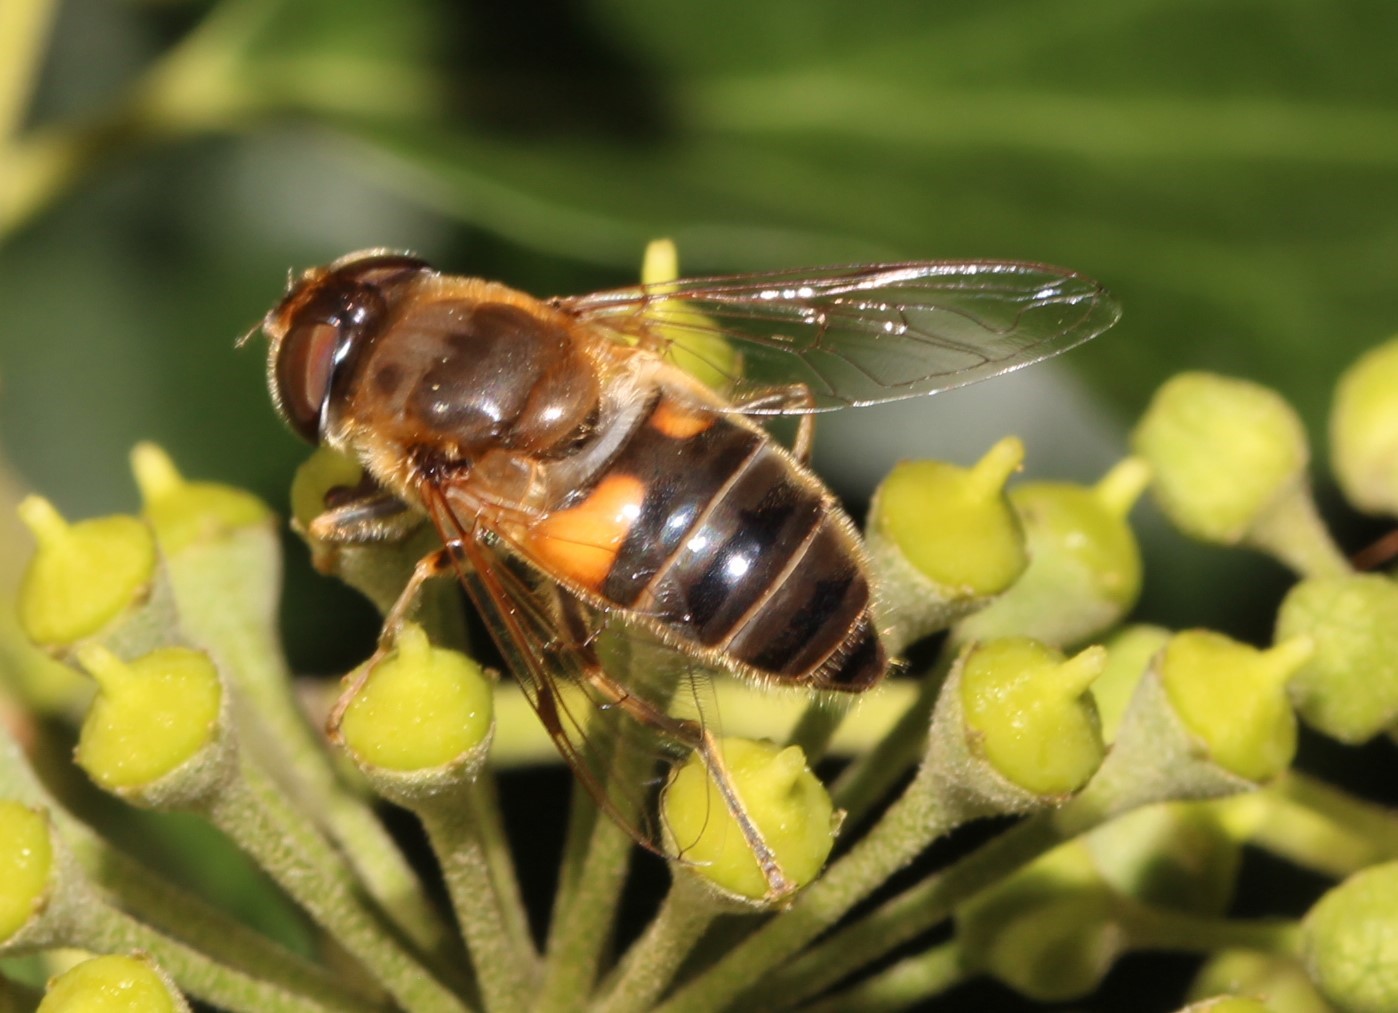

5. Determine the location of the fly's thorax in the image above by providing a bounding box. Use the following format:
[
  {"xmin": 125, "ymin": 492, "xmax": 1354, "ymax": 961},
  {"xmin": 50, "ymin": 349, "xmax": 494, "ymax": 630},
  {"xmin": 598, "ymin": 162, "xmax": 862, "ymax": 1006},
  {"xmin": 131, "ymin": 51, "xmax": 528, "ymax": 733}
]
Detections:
[{"xmin": 327, "ymin": 279, "xmax": 604, "ymax": 466}]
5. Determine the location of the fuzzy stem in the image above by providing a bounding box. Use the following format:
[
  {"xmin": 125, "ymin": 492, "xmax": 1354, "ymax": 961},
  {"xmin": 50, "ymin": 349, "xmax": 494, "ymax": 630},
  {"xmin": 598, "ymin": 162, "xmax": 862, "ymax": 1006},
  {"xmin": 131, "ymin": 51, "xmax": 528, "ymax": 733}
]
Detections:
[
  {"xmin": 204, "ymin": 758, "xmax": 470, "ymax": 1012},
  {"xmin": 653, "ymin": 756, "xmax": 960, "ymax": 1013},
  {"xmin": 592, "ymin": 877, "xmax": 724, "ymax": 1013},
  {"xmin": 1, "ymin": 727, "xmax": 376, "ymax": 1006},
  {"xmin": 535, "ymin": 794, "xmax": 635, "ymax": 1012},
  {"xmin": 745, "ymin": 814, "xmax": 1066, "ymax": 1009},
  {"xmin": 784, "ymin": 699, "xmax": 849, "ymax": 764},
  {"xmin": 1246, "ymin": 485, "xmax": 1352, "ymax": 579},
  {"xmin": 166, "ymin": 532, "xmax": 452, "ymax": 961},
  {"xmin": 65, "ymin": 884, "xmax": 371, "ymax": 1013},
  {"xmin": 415, "ymin": 773, "xmax": 538, "ymax": 1012},
  {"xmin": 1120, "ymin": 903, "xmax": 1302, "ymax": 957},
  {"xmin": 1247, "ymin": 770, "xmax": 1398, "ymax": 875},
  {"xmin": 830, "ymin": 647, "xmax": 953, "ymax": 826},
  {"xmin": 796, "ymin": 940, "xmax": 966, "ymax": 1013},
  {"xmin": 0, "ymin": 0, "xmax": 56, "ymax": 142}
]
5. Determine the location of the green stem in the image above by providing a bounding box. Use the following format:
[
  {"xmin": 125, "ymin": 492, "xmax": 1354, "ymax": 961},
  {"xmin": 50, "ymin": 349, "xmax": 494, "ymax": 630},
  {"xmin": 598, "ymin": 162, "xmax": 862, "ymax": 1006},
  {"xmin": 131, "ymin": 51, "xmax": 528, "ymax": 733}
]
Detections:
[
  {"xmin": 1121, "ymin": 903, "xmax": 1302, "ymax": 957},
  {"xmin": 751, "ymin": 814, "xmax": 1066, "ymax": 1009},
  {"xmin": 0, "ymin": 0, "xmax": 56, "ymax": 142},
  {"xmin": 830, "ymin": 648, "xmax": 953, "ymax": 826},
  {"xmin": 1249, "ymin": 771, "xmax": 1398, "ymax": 876},
  {"xmin": 592, "ymin": 878, "xmax": 725, "ymax": 1013},
  {"xmin": 653, "ymin": 757, "xmax": 958, "ymax": 1013},
  {"xmin": 488, "ymin": 680, "xmax": 918, "ymax": 768},
  {"xmin": 1246, "ymin": 486, "xmax": 1352, "ymax": 579},
  {"xmin": 416, "ymin": 773, "xmax": 539, "ymax": 1013},
  {"xmin": 2, "ymin": 727, "xmax": 374, "ymax": 1007},
  {"xmin": 797, "ymin": 940, "xmax": 966, "ymax": 1013},
  {"xmin": 70, "ymin": 885, "xmax": 368, "ymax": 1013},
  {"xmin": 205, "ymin": 758, "xmax": 470, "ymax": 1013},
  {"xmin": 166, "ymin": 533, "xmax": 454, "ymax": 962},
  {"xmin": 535, "ymin": 794, "xmax": 635, "ymax": 1012},
  {"xmin": 784, "ymin": 700, "xmax": 848, "ymax": 764}
]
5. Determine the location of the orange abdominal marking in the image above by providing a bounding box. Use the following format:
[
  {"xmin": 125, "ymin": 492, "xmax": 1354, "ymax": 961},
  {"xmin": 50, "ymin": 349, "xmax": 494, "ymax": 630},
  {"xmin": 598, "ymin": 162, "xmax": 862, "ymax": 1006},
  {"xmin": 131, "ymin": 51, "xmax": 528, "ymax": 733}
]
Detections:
[
  {"xmin": 525, "ymin": 473, "xmax": 648, "ymax": 588},
  {"xmin": 650, "ymin": 399, "xmax": 714, "ymax": 440}
]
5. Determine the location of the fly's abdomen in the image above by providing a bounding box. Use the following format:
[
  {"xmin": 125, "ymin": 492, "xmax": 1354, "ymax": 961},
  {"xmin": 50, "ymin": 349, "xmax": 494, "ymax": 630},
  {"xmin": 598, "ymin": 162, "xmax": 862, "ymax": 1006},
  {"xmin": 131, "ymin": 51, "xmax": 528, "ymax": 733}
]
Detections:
[{"xmin": 586, "ymin": 395, "xmax": 887, "ymax": 691}]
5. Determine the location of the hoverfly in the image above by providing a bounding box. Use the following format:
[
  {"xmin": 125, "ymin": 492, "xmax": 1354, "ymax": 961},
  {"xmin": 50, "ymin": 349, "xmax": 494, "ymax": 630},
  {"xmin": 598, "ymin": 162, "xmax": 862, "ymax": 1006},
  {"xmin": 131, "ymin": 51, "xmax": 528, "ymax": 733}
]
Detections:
[{"xmin": 259, "ymin": 247, "xmax": 1119, "ymax": 896}]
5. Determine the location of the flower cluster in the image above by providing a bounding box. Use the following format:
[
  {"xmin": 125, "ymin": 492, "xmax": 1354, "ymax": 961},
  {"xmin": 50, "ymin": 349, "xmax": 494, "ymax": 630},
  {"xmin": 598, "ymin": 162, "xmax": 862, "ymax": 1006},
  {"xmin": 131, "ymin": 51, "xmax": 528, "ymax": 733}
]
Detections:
[{"xmin": 5, "ymin": 297, "xmax": 1398, "ymax": 1010}]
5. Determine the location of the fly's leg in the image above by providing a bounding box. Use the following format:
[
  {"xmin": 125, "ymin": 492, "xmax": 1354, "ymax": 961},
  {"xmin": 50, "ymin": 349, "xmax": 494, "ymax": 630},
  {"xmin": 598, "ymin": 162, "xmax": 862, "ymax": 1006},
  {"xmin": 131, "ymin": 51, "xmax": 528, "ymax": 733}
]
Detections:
[
  {"xmin": 733, "ymin": 384, "xmax": 818, "ymax": 463},
  {"xmin": 325, "ymin": 542, "xmax": 462, "ymax": 735},
  {"xmin": 582, "ymin": 665, "xmax": 797, "ymax": 900},
  {"xmin": 306, "ymin": 484, "xmax": 423, "ymax": 545}
]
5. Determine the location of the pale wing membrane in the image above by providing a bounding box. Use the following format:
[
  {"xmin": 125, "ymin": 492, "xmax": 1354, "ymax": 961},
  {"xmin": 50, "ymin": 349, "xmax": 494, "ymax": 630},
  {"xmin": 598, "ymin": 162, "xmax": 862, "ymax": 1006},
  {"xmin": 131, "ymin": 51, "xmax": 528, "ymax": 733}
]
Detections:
[
  {"xmin": 563, "ymin": 261, "xmax": 1120, "ymax": 411},
  {"xmin": 421, "ymin": 487, "xmax": 715, "ymax": 855}
]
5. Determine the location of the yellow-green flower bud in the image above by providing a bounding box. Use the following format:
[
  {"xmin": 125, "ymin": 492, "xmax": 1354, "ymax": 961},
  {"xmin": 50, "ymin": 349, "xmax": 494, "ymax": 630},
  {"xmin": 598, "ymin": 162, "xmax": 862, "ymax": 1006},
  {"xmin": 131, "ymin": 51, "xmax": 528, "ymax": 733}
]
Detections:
[
  {"xmin": 1087, "ymin": 802, "xmax": 1240, "ymax": 916},
  {"xmin": 1093, "ymin": 625, "xmax": 1172, "ymax": 743},
  {"xmin": 38, "ymin": 954, "xmax": 187, "ymax": 1013},
  {"xmin": 956, "ymin": 842, "xmax": 1118, "ymax": 1002},
  {"xmin": 338, "ymin": 623, "xmax": 493, "ymax": 776},
  {"xmin": 287, "ymin": 448, "xmax": 456, "ymax": 639},
  {"xmin": 957, "ymin": 638, "xmax": 1106, "ymax": 797},
  {"xmin": 640, "ymin": 239, "xmax": 743, "ymax": 393},
  {"xmin": 1303, "ymin": 861, "xmax": 1398, "ymax": 1013},
  {"xmin": 289, "ymin": 444, "xmax": 366, "ymax": 540},
  {"xmin": 0, "ymin": 801, "xmax": 54, "ymax": 944},
  {"xmin": 1191, "ymin": 950, "xmax": 1329, "ymax": 1013},
  {"xmin": 1179, "ymin": 999, "xmax": 1272, "ymax": 1013},
  {"xmin": 955, "ymin": 458, "xmax": 1147, "ymax": 648},
  {"xmin": 17, "ymin": 497, "xmax": 156, "ymax": 648},
  {"xmin": 131, "ymin": 442, "xmax": 272, "ymax": 554},
  {"xmin": 74, "ymin": 645, "xmax": 227, "ymax": 801},
  {"xmin": 866, "ymin": 438, "xmax": 1027, "ymax": 649},
  {"xmin": 1132, "ymin": 373, "xmax": 1347, "ymax": 577},
  {"xmin": 662, "ymin": 737, "xmax": 835, "ymax": 903},
  {"xmin": 1275, "ymin": 575, "xmax": 1398, "ymax": 744},
  {"xmin": 1160, "ymin": 632, "xmax": 1309, "ymax": 783},
  {"xmin": 1133, "ymin": 373, "xmax": 1307, "ymax": 544},
  {"xmin": 1331, "ymin": 337, "xmax": 1398, "ymax": 516}
]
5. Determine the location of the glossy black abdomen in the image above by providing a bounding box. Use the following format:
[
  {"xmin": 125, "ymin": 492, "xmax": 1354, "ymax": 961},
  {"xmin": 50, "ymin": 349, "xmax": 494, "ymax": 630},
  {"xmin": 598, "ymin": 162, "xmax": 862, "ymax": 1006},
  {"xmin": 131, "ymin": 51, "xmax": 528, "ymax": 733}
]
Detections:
[{"xmin": 601, "ymin": 395, "xmax": 885, "ymax": 691}]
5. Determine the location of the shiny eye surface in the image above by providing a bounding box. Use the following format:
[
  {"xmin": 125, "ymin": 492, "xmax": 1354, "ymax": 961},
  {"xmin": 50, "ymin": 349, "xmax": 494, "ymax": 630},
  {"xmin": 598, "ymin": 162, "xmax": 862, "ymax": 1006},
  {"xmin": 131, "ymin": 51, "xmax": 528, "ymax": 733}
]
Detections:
[{"xmin": 275, "ymin": 317, "xmax": 343, "ymax": 442}]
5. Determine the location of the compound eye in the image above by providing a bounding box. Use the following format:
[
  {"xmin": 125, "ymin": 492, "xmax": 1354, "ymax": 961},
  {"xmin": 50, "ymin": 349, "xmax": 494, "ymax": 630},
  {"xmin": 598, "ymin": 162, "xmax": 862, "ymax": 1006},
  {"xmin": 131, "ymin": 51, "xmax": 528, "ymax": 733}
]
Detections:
[{"xmin": 275, "ymin": 318, "xmax": 342, "ymax": 442}]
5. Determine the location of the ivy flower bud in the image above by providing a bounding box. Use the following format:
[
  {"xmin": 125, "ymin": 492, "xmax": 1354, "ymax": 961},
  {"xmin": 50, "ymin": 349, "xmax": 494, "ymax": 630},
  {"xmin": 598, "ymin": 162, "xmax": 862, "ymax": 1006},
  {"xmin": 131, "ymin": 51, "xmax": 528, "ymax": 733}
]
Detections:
[
  {"xmin": 949, "ymin": 638, "xmax": 1106, "ymax": 800},
  {"xmin": 74, "ymin": 645, "xmax": 230, "ymax": 806},
  {"xmin": 38, "ymin": 954, "xmax": 188, "ymax": 1013},
  {"xmin": 1133, "ymin": 373, "xmax": 1306, "ymax": 542},
  {"xmin": 338, "ymin": 623, "xmax": 494, "ymax": 785},
  {"xmin": 1178, "ymin": 999, "xmax": 1271, "ymax": 1013},
  {"xmin": 131, "ymin": 442, "xmax": 272, "ymax": 554},
  {"xmin": 640, "ymin": 239, "xmax": 743, "ymax": 393},
  {"xmin": 16, "ymin": 497, "xmax": 157, "ymax": 649},
  {"xmin": 662, "ymin": 737, "xmax": 836, "ymax": 903},
  {"xmin": 955, "ymin": 458, "xmax": 1147, "ymax": 649},
  {"xmin": 0, "ymin": 800, "xmax": 54, "ymax": 944},
  {"xmin": 1132, "ymin": 373, "xmax": 1347, "ymax": 577},
  {"xmin": 956, "ymin": 842, "xmax": 1119, "ymax": 1002},
  {"xmin": 1161, "ymin": 632, "xmax": 1309, "ymax": 783},
  {"xmin": 866, "ymin": 437, "xmax": 1027, "ymax": 650},
  {"xmin": 288, "ymin": 448, "xmax": 457, "ymax": 641},
  {"xmin": 1330, "ymin": 336, "xmax": 1398, "ymax": 516},
  {"xmin": 1303, "ymin": 861, "xmax": 1398, "ymax": 1013},
  {"xmin": 1191, "ymin": 950, "xmax": 1328, "ymax": 1013},
  {"xmin": 289, "ymin": 444, "xmax": 367, "ymax": 544},
  {"xmin": 1093, "ymin": 625, "xmax": 1172, "ymax": 743},
  {"xmin": 1275, "ymin": 574, "xmax": 1398, "ymax": 743}
]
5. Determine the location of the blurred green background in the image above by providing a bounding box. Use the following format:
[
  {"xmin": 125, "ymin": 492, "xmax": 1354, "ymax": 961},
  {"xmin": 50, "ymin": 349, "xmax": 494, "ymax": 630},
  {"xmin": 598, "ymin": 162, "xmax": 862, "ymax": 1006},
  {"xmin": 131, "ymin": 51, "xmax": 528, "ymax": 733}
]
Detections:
[{"xmin": 4, "ymin": 0, "xmax": 1397, "ymax": 661}]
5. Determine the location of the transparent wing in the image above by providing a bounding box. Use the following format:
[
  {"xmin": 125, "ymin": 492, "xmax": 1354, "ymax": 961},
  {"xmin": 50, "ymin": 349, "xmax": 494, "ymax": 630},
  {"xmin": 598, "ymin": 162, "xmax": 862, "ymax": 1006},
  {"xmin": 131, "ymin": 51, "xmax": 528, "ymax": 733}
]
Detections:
[
  {"xmin": 560, "ymin": 261, "xmax": 1120, "ymax": 412},
  {"xmin": 421, "ymin": 484, "xmax": 718, "ymax": 856}
]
